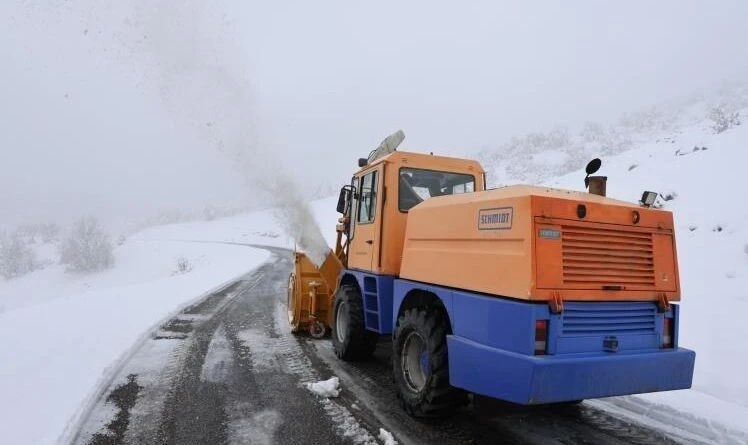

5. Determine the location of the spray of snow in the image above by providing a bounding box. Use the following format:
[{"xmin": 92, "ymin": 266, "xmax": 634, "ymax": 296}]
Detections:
[
  {"xmin": 306, "ymin": 377, "xmax": 341, "ymax": 398},
  {"xmin": 69, "ymin": 1, "xmax": 331, "ymax": 266},
  {"xmin": 378, "ymin": 428, "xmax": 398, "ymax": 445}
]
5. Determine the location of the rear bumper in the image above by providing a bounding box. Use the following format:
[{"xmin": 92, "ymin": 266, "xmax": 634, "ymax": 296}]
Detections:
[{"xmin": 447, "ymin": 335, "xmax": 695, "ymax": 404}]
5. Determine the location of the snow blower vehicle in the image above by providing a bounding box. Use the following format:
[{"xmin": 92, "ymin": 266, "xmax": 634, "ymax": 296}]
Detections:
[{"xmin": 287, "ymin": 130, "xmax": 695, "ymax": 417}]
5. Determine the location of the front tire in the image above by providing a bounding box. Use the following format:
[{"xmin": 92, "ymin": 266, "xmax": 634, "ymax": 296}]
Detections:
[
  {"xmin": 332, "ymin": 284, "xmax": 377, "ymax": 361},
  {"xmin": 393, "ymin": 307, "xmax": 465, "ymax": 417}
]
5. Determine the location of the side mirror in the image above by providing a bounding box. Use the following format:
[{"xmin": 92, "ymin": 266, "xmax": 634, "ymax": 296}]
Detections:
[{"xmin": 336, "ymin": 187, "xmax": 351, "ymax": 214}]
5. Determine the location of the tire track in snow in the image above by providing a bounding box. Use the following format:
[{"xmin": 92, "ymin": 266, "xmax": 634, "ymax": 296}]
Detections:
[
  {"xmin": 66, "ymin": 276, "xmax": 249, "ymax": 445},
  {"xmin": 266, "ymin": 301, "xmax": 378, "ymax": 445},
  {"xmin": 220, "ymin": 251, "xmax": 378, "ymax": 444}
]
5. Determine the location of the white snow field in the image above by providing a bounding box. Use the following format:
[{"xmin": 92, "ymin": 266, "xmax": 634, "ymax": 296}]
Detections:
[
  {"xmin": 0, "ymin": 203, "xmax": 330, "ymax": 445},
  {"xmin": 1, "ymin": 99, "xmax": 747, "ymax": 443},
  {"xmin": 0, "ymin": 195, "xmax": 343, "ymax": 445}
]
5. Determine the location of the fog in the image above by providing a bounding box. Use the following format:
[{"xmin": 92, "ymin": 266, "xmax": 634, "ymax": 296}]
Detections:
[{"xmin": 2, "ymin": 0, "xmax": 747, "ymax": 230}]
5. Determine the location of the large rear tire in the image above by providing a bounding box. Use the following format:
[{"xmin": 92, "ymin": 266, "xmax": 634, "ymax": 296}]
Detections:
[
  {"xmin": 393, "ymin": 307, "xmax": 466, "ymax": 417},
  {"xmin": 332, "ymin": 284, "xmax": 377, "ymax": 361}
]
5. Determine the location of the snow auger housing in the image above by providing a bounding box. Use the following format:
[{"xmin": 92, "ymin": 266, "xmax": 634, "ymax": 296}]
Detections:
[{"xmin": 287, "ymin": 232, "xmax": 345, "ymax": 337}]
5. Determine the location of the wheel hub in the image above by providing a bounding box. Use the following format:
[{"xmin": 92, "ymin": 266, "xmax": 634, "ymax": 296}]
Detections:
[
  {"xmin": 402, "ymin": 331, "xmax": 428, "ymax": 392},
  {"xmin": 309, "ymin": 320, "xmax": 326, "ymax": 339},
  {"xmin": 336, "ymin": 301, "xmax": 349, "ymax": 343}
]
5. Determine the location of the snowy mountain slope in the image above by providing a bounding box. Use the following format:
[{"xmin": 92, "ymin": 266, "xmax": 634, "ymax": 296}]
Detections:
[{"xmin": 477, "ymin": 84, "xmax": 748, "ymax": 188}]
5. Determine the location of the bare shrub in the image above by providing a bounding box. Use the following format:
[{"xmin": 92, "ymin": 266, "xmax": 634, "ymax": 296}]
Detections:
[
  {"xmin": 708, "ymin": 104, "xmax": 741, "ymax": 134},
  {"xmin": 0, "ymin": 231, "xmax": 39, "ymax": 279},
  {"xmin": 60, "ymin": 217, "xmax": 114, "ymax": 273},
  {"xmin": 10, "ymin": 223, "xmax": 61, "ymax": 245},
  {"xmin": 39, "ymin": 223, "xmax": 62, "ymax": 243},
  {"xmin": 173, "ymin": 257, "xmax": 193, "ymax": 275},
  {"xmin": 15, "ymin": 224, "xmax": 40, "ymax": 244}
]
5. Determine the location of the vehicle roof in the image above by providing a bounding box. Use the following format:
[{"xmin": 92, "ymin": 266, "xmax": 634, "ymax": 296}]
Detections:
[
  {"xmin": 354, "ymin": 150, "xmax": 484, "ymax": 176},
  {"xmin": 417, "ymin": 184, "xmax": 643, "ymax": 209}
]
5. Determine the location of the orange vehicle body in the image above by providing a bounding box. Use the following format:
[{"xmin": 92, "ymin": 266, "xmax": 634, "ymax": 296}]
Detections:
[
  {"xmin": 289, "ymin": 143, "xmax": 694, "ymax": 410},
  {"xmin": 401, "ymin": 185, "xmax": 680, "ymax": 304},
  {"xmin": 293, "ymin": 149, "xmax": 680, "ymax": 328}
]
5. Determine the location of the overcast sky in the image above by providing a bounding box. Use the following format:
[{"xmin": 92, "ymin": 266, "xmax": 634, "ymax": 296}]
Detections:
[{"xmin": 2, "ymin": 1, "xmax": 748, "ymax": 229}]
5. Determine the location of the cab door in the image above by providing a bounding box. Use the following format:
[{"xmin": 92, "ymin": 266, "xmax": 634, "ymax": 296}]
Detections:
[{"xmin": 347, "ymin": 166, "xmax": 382, "ymax": 272}]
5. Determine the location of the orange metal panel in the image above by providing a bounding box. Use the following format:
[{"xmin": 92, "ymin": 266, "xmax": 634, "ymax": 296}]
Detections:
[
  {"xmin": 348, "ymin": 151, "xmax": 484, "ymax": 276},
  {"xmin": 400, "ymin": 185, "xmax": 681, "ymax": 303},
  {"xmin": 652, "ymin": 233, "xmax": 678, "ymax": 293},
  {"xmin": 347, "ymin": 164, "xmax": 383, "ymax": 272},
  {"xmin": 400, "ymin": 193, "xmax": 534, "ymax": 299},
  {"xmin": 290, "ymin": 251, "xmax": 343, "ymax": 331}
]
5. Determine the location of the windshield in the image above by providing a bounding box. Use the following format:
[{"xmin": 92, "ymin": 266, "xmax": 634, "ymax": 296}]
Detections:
[{"xmin": 399, "ymin": 167, "xmax": 475, "ymax": 211}]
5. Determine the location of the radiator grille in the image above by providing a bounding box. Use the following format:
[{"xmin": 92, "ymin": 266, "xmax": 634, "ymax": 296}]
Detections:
[
  {"xmin": 562, "ymin": 225, "xmax": 655, "ymax": 287},
  {"xmin": 562, "ymin": 302, "xmax": 657, "ymax": 335}
]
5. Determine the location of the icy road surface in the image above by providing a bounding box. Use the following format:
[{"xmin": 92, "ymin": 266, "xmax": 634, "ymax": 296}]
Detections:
[{"xmin": 68, "ymin": 249, "xmax": 743, "ymax": 445}]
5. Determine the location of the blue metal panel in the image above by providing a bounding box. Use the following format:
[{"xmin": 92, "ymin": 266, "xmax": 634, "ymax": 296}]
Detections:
[
  {"xmin": 672, "ymin": 304, "xmax": 681, "ymax": 348},
  {"xmin": 340, "ymin": 269, "xmax": 395, "ymax": 334},
  {"xmin": 450, "ymin": 289, "xmax": 548, "ymax": 355},
  {"xmin": 448, "ymin": 335, "xmax": 696, "ymax": 404},
  {"xmin": 393, "ymin": 279, "xmax": 548, "ymax": 355},
  {"xmin": 552, "ymin": 301, "xmax": 667, "ymax": 354},
  {"xmin": 392, "ymin": 280, "xmax": 695, "ymax": 404},
  {"xmin": 393, "ymin": 279, "xmax": 454, "ymax": 332},
  {"xmin": 562, "ymin": 302, "xmax": 657, "ymax": 335}
]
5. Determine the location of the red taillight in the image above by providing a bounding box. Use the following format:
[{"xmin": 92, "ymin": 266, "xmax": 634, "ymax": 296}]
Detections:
[
  {"xmin": 662, "ymin": 317, "xmax": 674, "ymax": 348},
  {"xmin": 535, "ymin": 320, "xmax": 548, "ymax": 355}
]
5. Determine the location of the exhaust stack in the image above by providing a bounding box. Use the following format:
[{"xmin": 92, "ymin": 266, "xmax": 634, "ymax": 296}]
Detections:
[
  {"xmin": 587, "ymin": 176, "xmax": 608, "ymax": 197},
  {"xmin": 584, "ymin": 158, "xmax": 607, "ymax": 196}
]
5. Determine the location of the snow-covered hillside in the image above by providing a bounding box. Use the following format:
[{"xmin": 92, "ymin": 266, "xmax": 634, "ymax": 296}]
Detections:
[
  {"xmin": 0, "ymin": 199, "xmax": 337, "ymax": 445},
  {"xmin": 478, "ymin": 84, "xmax": 748, "ymax": 189}
]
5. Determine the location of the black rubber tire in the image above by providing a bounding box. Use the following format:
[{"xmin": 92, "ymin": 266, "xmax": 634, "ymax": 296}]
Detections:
[
  {"xmin": 332, "ymin": 284, "xmax": 378, "ymax": 361},
  {"xmin": 393, "ymin": 307, "xmax": 466, "ymax": 417}
]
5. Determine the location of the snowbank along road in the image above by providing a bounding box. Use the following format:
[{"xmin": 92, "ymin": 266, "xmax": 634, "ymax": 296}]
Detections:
[{"xmin": 68, "ymin": 247, "xmax": 738, "ymax": 445}]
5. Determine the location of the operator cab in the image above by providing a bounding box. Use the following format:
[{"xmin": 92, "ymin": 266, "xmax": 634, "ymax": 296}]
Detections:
[{"xmin": 337, "ymin": 150, "xmax": 485, "ymax": 276}]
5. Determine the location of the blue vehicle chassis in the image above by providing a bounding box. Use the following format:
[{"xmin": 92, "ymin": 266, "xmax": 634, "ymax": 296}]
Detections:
[{"xmin": 340, "ymin": 269, "xmax": 696, "ymax": 404}]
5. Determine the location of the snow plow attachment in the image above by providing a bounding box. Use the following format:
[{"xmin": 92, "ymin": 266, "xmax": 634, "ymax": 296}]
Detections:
[{"xmin": 287, "ymin": 250, "xmax": 343, "ymax": 338}]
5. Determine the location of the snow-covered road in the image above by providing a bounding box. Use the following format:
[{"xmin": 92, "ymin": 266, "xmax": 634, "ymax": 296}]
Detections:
[
  {"xmin": 69, "ymin": 248, "xmax": 376, "ymax": 445},
  {"xmin": 65, "ymin": 249, "xmax": 738, "ymax": 445}
]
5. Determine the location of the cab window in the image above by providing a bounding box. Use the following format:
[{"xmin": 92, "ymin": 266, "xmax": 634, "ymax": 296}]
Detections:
[
  {"xmin": 399, "ymin": 168, "xmax": 475, "ymax": 212},
  {"xmin": 357, "ymin": 170, "xmax": 378, "ymax": 223}
]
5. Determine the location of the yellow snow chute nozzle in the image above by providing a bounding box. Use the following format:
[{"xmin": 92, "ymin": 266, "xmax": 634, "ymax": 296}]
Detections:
[{"xmin": 287, "ymin": 250, "xmax": 343, "ymax": 338}]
